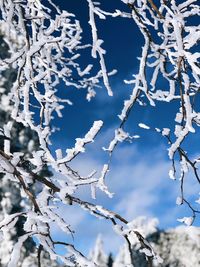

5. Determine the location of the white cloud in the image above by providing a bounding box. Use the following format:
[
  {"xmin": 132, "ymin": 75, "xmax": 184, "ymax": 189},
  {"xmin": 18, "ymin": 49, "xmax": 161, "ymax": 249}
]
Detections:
[{"xmin": 115, "ymin": 189, "xmax": 158, "ymax": 219}]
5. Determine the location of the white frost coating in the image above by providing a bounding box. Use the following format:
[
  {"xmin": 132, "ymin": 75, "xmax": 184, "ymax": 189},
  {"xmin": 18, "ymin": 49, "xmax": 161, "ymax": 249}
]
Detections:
[
  {"xmin": 174, "ymin": 125, "xmax": 182, "ymax": 137},
  {"xmin": 115, "ymin": 128, "xmax": 129, "ymax": 142},
  {"xmin": 132, "ymin": 135, "xmax": 140, "ymax": 138},
  {"xmin": 4, "ymin": 139, "xmax": 10, "ymax": 155},
  {"xmin": 180, "ymin": 157, "xmax": 189, "ymax": 173},
  {"xmin": 8, "ymin": 233, "xmax": 30, "ymax": 267},
  {"xmin": 0, "ymin": 154, "xmax": 14, "ymax": 173},
  {"xmin": 85, "ymin": 120, "xmax": 103, "ymax": 140},
  {"xmin": 182, "ymin": 73, "xmax": 195, "ymax": 133},
  {"xmin": 67, "ymin": 245, "xmax": 95, "ymax": 267},
  {"xmin": 113, "ymin": 224, "xmax": 124, "ymax": 235},
  {"xmin": 0, "ymin": 0, "xmax": 199, "ymax": 265},
  {"xmin": 113, "ymin": 244, "xmax": 132, "ymax": 267},
  {"xmin": 175, "ymin": 112, "xmax": 183, "ymax": 123},
  {"xmin": 162, "ymin": 128, "xmax": 170, "ymax": 136},
  {"xmin": 114, "ymin": 217, "xmax": 162, "ymax": 265},
  {"xmin": 59, "ymin": 183, "xmax": 76, "ymax": 202},
  {"xmin": 96, "ymin": 205, "xmax": 114, "ymax": 218},
  {"xmin": 155, "ymin": 128, "xmax": 161, "ymax": 133},
  {"xmin": 185, "ymin": 51, "xmax": 200, "ymax": 75},
  {"xmin": 97, "ymin": 164, "xmax": 113, "ymax": 198},
  {"xmin": 121, "ymin": 0, "xmax": 134, "ymax": 4},
  {"xmin": 0, "ymin": 213, "xmax": 22, "ymax": 230},
  {"xmin": 128, "ymin": 216, "xmax": 158, "ymax": 240},
  {"xmin": 138, "ymin": 123, "xmax": 150, "ymax": 130},
  {"xmin": 140, "ymin": 248, "xmax": 152, "ymax": 257},
  {"xmin": 195, "ymin": 197, "xmax": 200, "ymax": 205},
  {"xmin": 103, "ymin": 128, "xmax": 129, "ymax": 153},
  {"xmin": 176, "ymin": 197, "xmax": 183, "ymax": 205},
  {"xmin": 57, "ymin": 120, "xmax": 103, "ymax": 163},
  {"xmin": 169, "ymin": 169, "xmax": 176, "ymax": 180},
  {"xmin": 168, "ymin": 127, "xmax": 189, "ymax": 159},
  {"xmin": 87, "ymin": 0, "xmax": 113, "ymax": 96},
  {"xmin": 118, "ymin": 83, "xmax": 139, "ymax": 121},
  {"xmin": 77, "ymin": 64, "xmax": 93, "ymax": 77},
  {"xmin": 177, "ymin": 217, "xmax": 194, "ymax": 226},
  {"xmin": 89, "ymin": 235, "xmax": 108, "ymax": 267}
]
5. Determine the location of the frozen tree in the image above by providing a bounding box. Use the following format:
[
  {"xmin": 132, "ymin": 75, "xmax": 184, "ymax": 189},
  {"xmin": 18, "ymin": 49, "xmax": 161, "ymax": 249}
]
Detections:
[
  {"xmin": 0, "ymin": 26, "xmax": 37, "ymax": 265},
  {"xmin": 89, "ymin": 235, "xmax": 108, "ymax": 267},
  {"xmin": 0, "ymin": 24, "xmax": 60, "ymax": 266},
  {"xmin": 113, "ymin": 220, "xmax": 200, "ymax": 267},
  {"xmin": 149, "ymin": 226, "xmax": 200, "ymax": 267},
  {"xmin": 0, "ymin": 0, "xmax": 199, "ymax": 266},
  {"xmin": 113, "ymin": 244, "xmax": 133, "ymax": 267},
  {"xmin": 20, "ymin": 250, "xmax": 62, "ymax": 267},
  {"xmin": 113, "ymin": 217, "xmax": 161, "ymax": 266}
]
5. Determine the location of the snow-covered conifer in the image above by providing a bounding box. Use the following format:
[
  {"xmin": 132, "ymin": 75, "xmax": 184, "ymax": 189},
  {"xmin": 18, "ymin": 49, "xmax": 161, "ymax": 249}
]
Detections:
[{"xmin": 89, "ymin": 235, "xmax": 108, "ymax": 267}]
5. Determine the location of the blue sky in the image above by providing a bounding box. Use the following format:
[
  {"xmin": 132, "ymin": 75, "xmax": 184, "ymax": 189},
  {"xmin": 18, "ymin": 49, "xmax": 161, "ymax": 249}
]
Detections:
[{"xmin": 48, "ymin": 0, "xmax": 200, "ymax": 256}]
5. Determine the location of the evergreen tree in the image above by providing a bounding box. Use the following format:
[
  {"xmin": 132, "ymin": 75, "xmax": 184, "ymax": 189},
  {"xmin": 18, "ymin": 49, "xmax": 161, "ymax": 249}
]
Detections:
[
  {"xmin": 113, "ymin": 244, "xmax": 132, "ymax": 267},
  {"xmin": 113, "ymin": 219, "xmax": 200, "ymax": 267},
  {"xmin": 148, "ymin": 226, "xmax": 200, "ymax": 267},
  {"xmin": 107, "ymin": 253, "xmax": 113, "ymax": 267},
  {"xmin": 89, "ymin": 235, "xmax": 108, "ymax": 267}
]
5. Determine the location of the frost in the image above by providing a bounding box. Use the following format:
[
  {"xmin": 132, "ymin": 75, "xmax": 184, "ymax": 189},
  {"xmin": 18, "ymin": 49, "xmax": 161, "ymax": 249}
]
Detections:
[
  {"xmin": 89, "ymin": 235, "xmax": 108, "ymax": 267},
  {"xmin": 57, "ymin": 120, "xmax": 103, "ymax": 163},
  {"xmin": 169, "ymin": 169, "xmax": 176, "ymax": 180},
  {"xmin": 155, "ymin": 128, "xmax": 161, "ymax": 133},
  {"xmin": 162, "ymin": 128, "xmax": 170, "ymax": 136},
  {"xmin": 87, "ymin": 0, "xmax": 114, "ymax": 96},
  {"xmin": 113, "ymin": 244, "xmax": 132, "ymax": 267},
  {"xmin": 132, "ymin": 135, "xmax": 140, "ymax": 138},
  {"xmin": 140, "ymin": 248, "xmax": 152, "ymax": 257},
  {"xmin": 103, "ymin": 128, "xmax": 129, "ymax": 152},
  {"xmin": 0, "ymin": 154, "xmax": 14, "ymax": 173},
  {"xmin": 8, "ymin": 234, "xmax": 30, "ymax": 267},
  {"xmin": 113, "ymin": 224, "xmax": 124, "ymax": 235},
  {"xmin": 121, "ymin": 0, "xmax": 134, "ymax": 4},
  {"xmin": 176, "ymin": 197, "xmax": 183, "ymax": 205},
  {"xmin": 115, "ymin": 128, "xmax": 129, "ymax": 142},
  {"xmin": 175, "ymin": 112, "xmax": 183, "ymax": 123},
  {"xmin": 128, "ymin": 216, "xmax": 158, "ymax": 239},
  {"xmin": 97, "ymin": 164, "xmax": 114, "ymax": 198},
  {"xmin": 0, "ymin": 0, "xmax": 199, "ymax": 266},
  {"xmin": 138, "ymin": 123, "xmax": 150, "ymax": 130},
  {"xmin": 177, "ymin": 217, "xmax": 194, "ymax": 226},
  {"xmin": 174, "ymin": 125, "xmax": 182, "ymax": 137},
  {"xmin": 196, "ymin": 198, "xmax": 200, "ymax": 205}
]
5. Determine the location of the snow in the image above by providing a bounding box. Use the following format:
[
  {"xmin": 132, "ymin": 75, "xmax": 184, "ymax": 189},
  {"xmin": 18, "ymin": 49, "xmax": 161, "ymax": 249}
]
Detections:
[
  {"xmin": 57, "ymin": 120, "xmax": 103, "ymax": 163},
  {"xmin": 177, "ymin": 216, "xmax": 194, "ymax": 226},
  {"xmin": 97, "ymin": 164, "xmax": 114, "ymax": 198},
  {"xmin": 89, "ymin": 235, "xmax": 108, "ymax": 267},
  {"xmin": 8, "ymin": 234, "xmax": 30, "ymax": 267},
  {"xmin": 87, "ymin": 0, "xmax": 114, "ymax": 96},
  {"xmin": 0, "ymin": 0, "xmax": 199, "ymax": 265},
  {"xmin": 162, "ymin": 128, "xmax": 170, "ymax": 136},
  {"xmin": 169, "ymin": 169, "xmax": 176, "ymax": 180},
  {"xmin": 176, "ymin": 196, "xmax": 183, "ymax": 205},
  {"xmin": 138, "ymin": 123, "xmax": 150, "ymax": 130}
]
